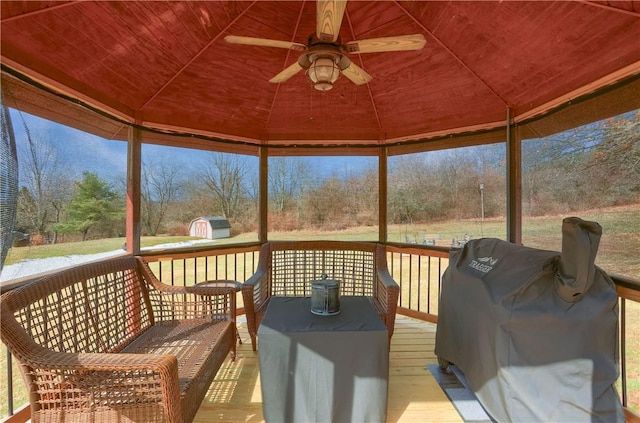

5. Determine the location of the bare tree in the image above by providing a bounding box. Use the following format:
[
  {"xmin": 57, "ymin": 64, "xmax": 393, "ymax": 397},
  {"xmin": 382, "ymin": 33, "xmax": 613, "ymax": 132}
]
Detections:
[
  {"xmin": 17, "ymin": 121, "xmax": 72, "ymax": 242},
  {"xmin": 343, "ymin": 166, "xmax": 378, "ymax": 226},
  {"xmin": 141, "ymin": 158, "xmax": 183, "ymax": 235},
  {"xmin": 48, "ymin": 173, "xmax": 74, "ymax": 243},
  {"xmin": 302, "ymin": 177, "xmax": 346, "ymax": 227},
  {"xmin": 388, "ymin": 155, "xmax": 430, "ymax": 223},
  {"xmin": 200, "ymin": 152, "xmax": 248, "ymax": 219},
  {"xmin": 587, "ymin": 111, "xmax": 640, "ymax": 203},
  {"xmin": 269, "ymin": 157, "xmax": 309, "ymax": 214}
]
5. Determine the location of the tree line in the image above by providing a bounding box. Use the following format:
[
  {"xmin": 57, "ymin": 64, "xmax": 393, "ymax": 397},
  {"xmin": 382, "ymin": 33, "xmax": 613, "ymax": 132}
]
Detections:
[{"xmin": 12, "ymin": 111, "xmax": 639, "ymax": 244}]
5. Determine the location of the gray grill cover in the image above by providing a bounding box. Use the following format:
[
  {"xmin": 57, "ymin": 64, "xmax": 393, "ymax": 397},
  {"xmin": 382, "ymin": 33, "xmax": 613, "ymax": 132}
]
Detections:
[{"xmin": 435, "ymin": 217, "xmax": 623, "ymax": 422}]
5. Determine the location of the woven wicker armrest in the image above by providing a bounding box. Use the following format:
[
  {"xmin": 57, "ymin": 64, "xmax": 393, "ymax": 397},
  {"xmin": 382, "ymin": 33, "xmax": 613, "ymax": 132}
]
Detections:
[
  {"xmin": 136, "ymin": 257, "xmax": 237, "ymax": 321},
  {"xmin": 1, "ymin": 311, "xmax": 184, "ymax": 422},
  {"xmin": 375, "ymin": 245, "xmax": 400, "ymax": 338},
  {"xmin": 242, "ymin": 242, "xmax": 270, "ymax": 294},
  {"xmin": 242, "ymin": 245, "xmax": 270, "ymax": 351},
  {"xmin": 242, "ymin": 266, "xmax": 268, "ymax": 307},
  {"xmin": 51, "ymin": 352, "xmax": 181, "ymax": 421},
  {"xmin": 137, "ymin": 257, "xmax": 234, "ymax": 296}
]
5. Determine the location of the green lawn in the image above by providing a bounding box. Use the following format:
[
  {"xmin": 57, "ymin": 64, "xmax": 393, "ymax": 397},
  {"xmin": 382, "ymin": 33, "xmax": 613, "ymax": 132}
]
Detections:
[{"xmin": 4, "ymin": 236, "xmax": 203, "ymax": 265}]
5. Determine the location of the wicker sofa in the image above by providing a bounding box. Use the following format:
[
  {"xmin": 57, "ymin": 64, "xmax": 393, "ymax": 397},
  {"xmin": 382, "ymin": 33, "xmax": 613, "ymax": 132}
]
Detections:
[
  {"xmin": 0, "ymin": 255, "xmax": 236, "ymax": 423},
  {"xmin": 242, "ymin": 241, "xmax": 400, "ymax": 351}
]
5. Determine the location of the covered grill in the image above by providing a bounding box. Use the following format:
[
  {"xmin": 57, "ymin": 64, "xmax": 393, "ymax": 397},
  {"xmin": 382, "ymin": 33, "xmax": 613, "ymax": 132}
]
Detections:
[{"xmin": 435, "ymin": 217, "xmax": 623, "ymax": 422}]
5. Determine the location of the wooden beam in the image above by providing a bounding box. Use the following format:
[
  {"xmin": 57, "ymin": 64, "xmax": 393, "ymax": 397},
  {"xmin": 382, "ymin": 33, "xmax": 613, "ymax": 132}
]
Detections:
[
  {"xmin": 624, "ymin": 407, "xmax": 640, "ymax": 423},
  {"xmin": 379, "ymin": 147, "xmax": 388, "ymax": 243},
  {"xmin": 506, "ymin": 108, "xmax": 521, "ymax": 244},
  {"xmin": 126, "ymin": 126, "xmax": 141, "ymax": 254},
  {"xmin": 396, "ymin": 307, "xmax": 438, "ymax": 324},
  {"xmin": 259, "ymin": 146, "xmax": 268, "ymax": 243},
  {"xmin": 617, "ymin": 285, "xmax": 640, "ymax": 303},
  {"xmin": 1, "ymin": 403, "xmax": 30, "ymax": 423},
  {"xmin": 515, "ymin": 60, "xmax": 640, "ymax": 124}
]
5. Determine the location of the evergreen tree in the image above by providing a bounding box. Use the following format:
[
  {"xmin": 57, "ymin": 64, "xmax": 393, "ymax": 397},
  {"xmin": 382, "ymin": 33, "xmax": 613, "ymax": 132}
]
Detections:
[{"xmin": 55, "ymin": 172, "xmax": 122, "ymax": 240}]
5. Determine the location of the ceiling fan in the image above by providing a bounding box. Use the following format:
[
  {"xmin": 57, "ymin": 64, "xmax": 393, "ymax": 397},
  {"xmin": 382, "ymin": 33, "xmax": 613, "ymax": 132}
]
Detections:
[{"xmin": 224, "ymin": 0, "xmax": 426, "ymax": 91}]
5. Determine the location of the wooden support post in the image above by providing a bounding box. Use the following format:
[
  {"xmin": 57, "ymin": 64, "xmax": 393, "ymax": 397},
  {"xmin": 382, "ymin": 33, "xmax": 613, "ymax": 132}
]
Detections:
[
  {"xmin": 126, "ymin": 125, "xmax": 141, "ymax": 254},
  {"xmin": 259, "ymin": 146, "xmax": 268, "ymax": 243},
  {"xmin": 506, "ymin": 108, "xmax": 522, "ymax": 244},
  {"xmin": 379, "ymin": 147, "xmax": 388, "ymax": 243}
]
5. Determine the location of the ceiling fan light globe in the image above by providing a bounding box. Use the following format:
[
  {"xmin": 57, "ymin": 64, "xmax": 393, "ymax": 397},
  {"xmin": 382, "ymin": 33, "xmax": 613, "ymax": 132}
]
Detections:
[
  {"xmin": 314, "ymin": 82, "xmax": 334, "ymax": 91},
  {"xmin": 307, "ymin": 56, "xmax": 340, "ymax": 90}
]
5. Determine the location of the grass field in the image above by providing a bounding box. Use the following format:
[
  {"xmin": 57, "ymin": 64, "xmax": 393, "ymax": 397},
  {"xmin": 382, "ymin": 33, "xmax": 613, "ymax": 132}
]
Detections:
[
  {"xmin": 3, "ymin": 235, "xmax": 215, "ymax": 265},
  {"xmin": 1, "ymin": 205, "xmax": 638, "ymax": 417}
]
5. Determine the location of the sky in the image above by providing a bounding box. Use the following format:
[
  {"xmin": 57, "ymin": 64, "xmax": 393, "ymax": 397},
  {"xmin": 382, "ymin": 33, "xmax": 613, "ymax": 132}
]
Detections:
[{"xmin": 9, "ymin": 109, "xmax": 375, "ymax": 185}]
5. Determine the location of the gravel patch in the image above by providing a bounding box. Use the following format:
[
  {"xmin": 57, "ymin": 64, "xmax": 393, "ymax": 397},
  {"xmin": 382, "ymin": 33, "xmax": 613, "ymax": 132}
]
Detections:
[{"xmin": 0, "ymin": 239, "xmax": 214, "ymax": 283}]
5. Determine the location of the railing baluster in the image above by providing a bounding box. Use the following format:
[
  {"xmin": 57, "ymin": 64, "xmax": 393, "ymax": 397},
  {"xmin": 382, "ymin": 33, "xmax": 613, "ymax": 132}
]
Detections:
[
  {"xmin": 417, "ymin": 255, "xmax": 422, "ymax": 312},
  {"xmin": 621, "ymin": 297, "xmax": 627, "ymax": 407},
  {"xmin": 7, "ymin": 348, "xmax": 13, "ymax": 416},
  {"xmin": 408, "ymin": 253, "xmax": 413, "ymax": 309},
  {"xmin": 427, "ymin": 256, "xmax": 431, "ymax": 315}
]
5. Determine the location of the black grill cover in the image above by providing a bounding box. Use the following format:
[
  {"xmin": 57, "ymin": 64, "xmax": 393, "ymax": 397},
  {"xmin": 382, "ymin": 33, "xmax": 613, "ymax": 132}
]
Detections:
[{"xmin": 435, "ymin": 217, "xmax": 623, "ymax": 422}]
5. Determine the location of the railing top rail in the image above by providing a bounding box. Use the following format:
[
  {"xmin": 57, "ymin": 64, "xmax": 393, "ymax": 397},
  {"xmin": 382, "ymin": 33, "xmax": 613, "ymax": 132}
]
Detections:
[
  {"xmin": 140, "ymin": 241, "xmax": 262, "ymax": 262},
  {"xmin": 612, "ymin": 273, "xmax": 640, "ymax": 303},
  {"xmin": 267, "ymin": 240, "xmax": 379, "ymax": 252},
  {"xmin": 384, "ymin": 242, "xmax": 451, "ymax": 258},
  {"xmin": 0, "ymin": 252, "xmax": 132, "ymax": 295},
  {"xmin": 611, "ymin": 273, "xmax": 640, "ymax": 291}
]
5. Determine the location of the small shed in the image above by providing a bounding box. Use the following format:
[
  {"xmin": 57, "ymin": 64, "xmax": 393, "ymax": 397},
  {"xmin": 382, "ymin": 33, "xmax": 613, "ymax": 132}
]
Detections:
[{"xmin": 189, "ymin": 216, "xmax": 231, "ymax": 240}]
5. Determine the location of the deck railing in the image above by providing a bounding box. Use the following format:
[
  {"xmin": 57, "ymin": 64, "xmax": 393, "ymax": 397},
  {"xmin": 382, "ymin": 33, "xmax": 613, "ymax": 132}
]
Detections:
[
  {"xmin": 2, "ymin": 242, "xmax": 639, "ymax": 421},
  {"xmin": 385, "ymin": 243, "xmax": 449, "ymax": 323}
]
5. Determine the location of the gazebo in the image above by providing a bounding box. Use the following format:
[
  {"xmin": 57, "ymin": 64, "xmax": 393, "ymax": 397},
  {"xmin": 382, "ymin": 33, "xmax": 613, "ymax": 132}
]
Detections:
[
  {"xmin": 2, "ymin": 0, "xmax": 639, "ymax": 251},
  {"xmin": 1, "ymin": 1, "xmax": 640, "ymax": 421}
]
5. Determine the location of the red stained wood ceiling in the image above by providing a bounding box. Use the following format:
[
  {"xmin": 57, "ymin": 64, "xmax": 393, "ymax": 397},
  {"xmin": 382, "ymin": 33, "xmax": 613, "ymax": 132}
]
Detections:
[{"xmin": 1, "ymin": 1, "xmax": 639, "ymax": 148}]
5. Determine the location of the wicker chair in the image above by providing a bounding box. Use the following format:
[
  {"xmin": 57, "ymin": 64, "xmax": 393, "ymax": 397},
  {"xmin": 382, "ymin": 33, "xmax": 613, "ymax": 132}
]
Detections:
[
  {"xmin": 0, "ymin": 255, "xmax": 236, "ymax": 423},
  {"xmin": 242, "ymin": 241, "xmax": 400, "ymax": 351}
]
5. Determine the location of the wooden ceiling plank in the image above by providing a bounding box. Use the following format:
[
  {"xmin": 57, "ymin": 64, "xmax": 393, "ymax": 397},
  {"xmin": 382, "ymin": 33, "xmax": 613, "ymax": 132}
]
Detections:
[
  {"xmin": 101, "ymin": 2, "xmax": 194, "ymax": 75},
  {"xmin": 266, "ymin": 1, "xmax": 308, "ymax": 134},
  {"xmin": 82, "ymin": 2, "xmax": 187, "ymax": 98},
  {"xmin": 243, "ymin": 2, "xmax": 304, "ymax": 39},
  {"xmin": 578, "ymin": 0, "xmax": 640, "ymax": 17},
  {"xmin": 49, "ymin": 5, "xmax": 162, "ymax": 100},
  {"xmin": 1, "ymin": 1, "xmax": 75, "ymax": 23},
  {"xmin": 344, "ymin": 7, "xmax": 383, "ymax": 139},
  {"xmin": 394, "ymin": 0, "xmax": 509, "ymax": 108},
  {"xmin": 345, "ymin": 1, "xmax": 400, "ymax": 40},
  {"xmin": 138, "ymin": 1, "xmax": 258, "ymax": 111}
]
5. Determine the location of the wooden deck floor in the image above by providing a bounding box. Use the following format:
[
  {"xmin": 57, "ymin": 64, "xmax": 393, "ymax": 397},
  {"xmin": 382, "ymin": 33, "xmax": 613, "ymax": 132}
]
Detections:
[{"xmin": 193, "ymin": 315, "xmax": 462, "ymax": 423}]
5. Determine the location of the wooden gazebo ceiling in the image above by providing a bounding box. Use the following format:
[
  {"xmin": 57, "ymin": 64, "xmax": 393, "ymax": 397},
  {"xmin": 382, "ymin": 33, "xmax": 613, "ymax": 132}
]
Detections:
[{"xmin": 1, "ymin": 1, "xmax": 640, "ymax": 153}]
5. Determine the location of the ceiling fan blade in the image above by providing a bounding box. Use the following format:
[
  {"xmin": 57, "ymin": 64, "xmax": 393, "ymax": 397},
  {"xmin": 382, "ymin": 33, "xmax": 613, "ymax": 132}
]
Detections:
[
  {"xmin": 224, "ymin": 35, "xmax": 306, "ymax": 51},
  {"xmin": 341, "ymin": 61, "xmax": 372, "ymax": 85},
  {"xmin": 269, "ymin": 62, "xmax": 304, "ymax": 83},
  {"xmin": 344, "ymin": 34, "xmax": 426, "ymax": 54},
  {"xmin": 317, "ymin": 0, "xmax": 347, "ymax": 42}
]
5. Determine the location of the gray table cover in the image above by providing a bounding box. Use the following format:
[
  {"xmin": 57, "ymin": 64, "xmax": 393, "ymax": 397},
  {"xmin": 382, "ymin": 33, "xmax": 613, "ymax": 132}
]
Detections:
[
  {"xmin": 435, "ymin": 217, "xmax": 623, "ymax": 422},
  {"xmin": 258, "ymin": 296, "xmax": 389, "ymax": 423}
]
